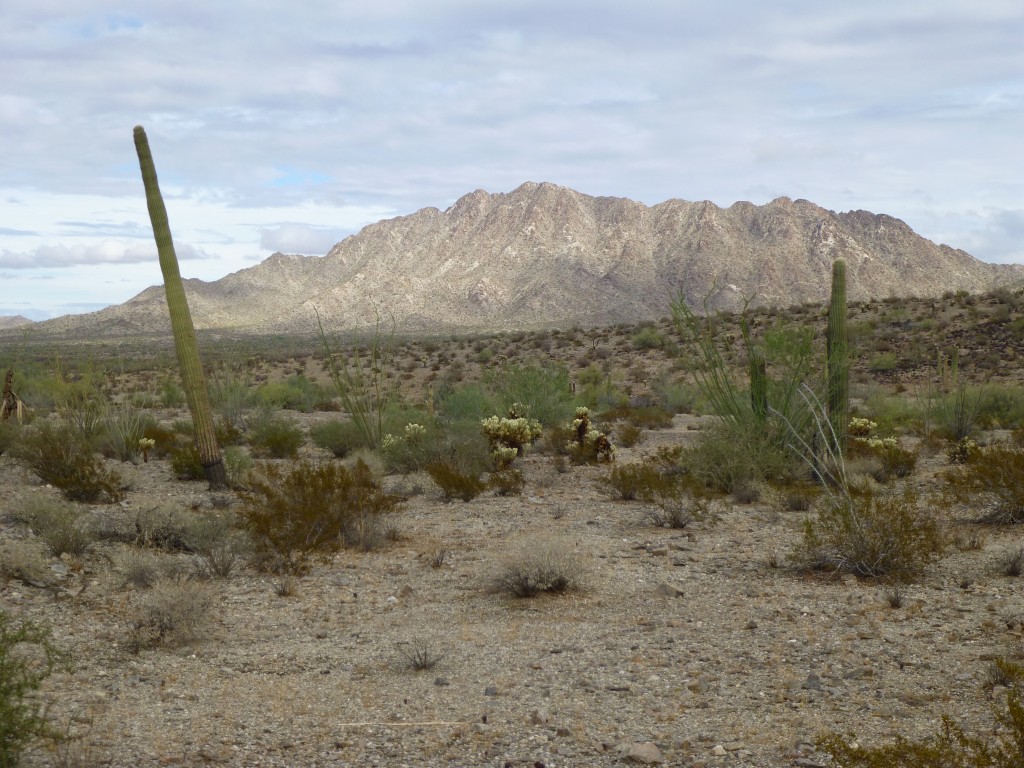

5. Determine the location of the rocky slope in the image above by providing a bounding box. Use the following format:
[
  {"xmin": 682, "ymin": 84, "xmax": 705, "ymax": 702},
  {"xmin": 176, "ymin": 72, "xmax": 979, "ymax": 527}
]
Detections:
[{"xmin": 18, "ymin": 183, "xmax": 1022, "ymax": 338}]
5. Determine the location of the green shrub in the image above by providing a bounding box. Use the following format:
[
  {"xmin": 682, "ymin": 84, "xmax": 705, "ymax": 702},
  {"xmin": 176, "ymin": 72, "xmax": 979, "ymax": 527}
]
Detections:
[
  {"xmin": 792, "ymin": 489, "xmax": 944, "ymax": 580},
  {"xmin": 169, "ymin": 442, "xmax": 204, "ymax": 481},
  {"xmin": 684, "ymin": 420, "xmax": 795, "ymax": 494},
  {"xmin": 310, "ymin": 419, "xmax": 367, "ymax": 457},
  {"xmin": 631, "ymin": 326, "xmax": 664, "ymax": 350},
  {"xmin": 380, "ymin": 421, "xmax": 437, "ymax": 474},
  {"xmin": 0, "ymin": 612, "xmax": 69, "ymax": 765},
  {"xmin": 98, "ymin": 403, "xmax": 152, "ymax": 462},
  {"xmin": 436, "ymin": 383, "xmax": 500, "ymax": 423},
  {"xmin": 818, "ymin": 686, "xmax": 1024, "ymax": 767},
  {"xmin": 929, "ymin": 383, "xmax": 986, "ymax": 442},
  {"xmin": 426, "ymin": 461, "xmax": 486, "ymax": 502},
  {"xmin": 493, "ymin": 537, "xmax": 584, "ymax": 597},
  {"xmin": 141, "ymin": 421, "xmax": 178, "ymax": 459},
  {"xmin": 486, "ymin": 363, "xmax": 574, "ymax": 426},
  {"xmin": 943, "ymin": 444, "xmax": 1024, "ymax": 523},
  {"xmin": 867, "ymin": 352, "xmax": 898, "ymax": 372},
  {"xmin": 0, "ymin": 421, "xmax": 20, "ymax": 457},
  {"xmin": 238, "ymin": 459, "xmax": 401, "ymax": 574},
  {"xmin": 597, "ymin": 461, "xmax": 681, "ymax": 502},
  {"xmin": 602, "ymin": 404, "xmax": 675, "ymax": 430},
  {"xmin": 489, "ymin": 468, "xmax": 524, "ymax": 496},
  {"xmin": 247, "ymin": 413, "xmax": 304, "ymax": 459},
  {"xmin": 650, "ymin": 373, "xmax": 698, "ymax": 414},
  {"xmin": 13, "ymin": 420, "xmax": 125, "ymax": 503},
  {"xmin": 255, "ymin": 375, "xmax": 333, "ymax": 412}
]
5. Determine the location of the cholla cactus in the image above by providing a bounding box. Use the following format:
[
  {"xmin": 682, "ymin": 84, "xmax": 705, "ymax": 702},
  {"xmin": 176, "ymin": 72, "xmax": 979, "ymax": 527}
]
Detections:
[
  {"xmin": 381, "ymin": 423, "xmax": 427, "ymax": 454},
  {"xmin": 565, "ymin": 407, "xmax": 614, "ymax": 463},
  {"xmin": 139, "ymin": 437, "xmax": 156, "ymax": 463},
  {"xmin": 848, "ymin": 417, "xmax": 877, "ymax": 438},
  {"xmin": 947, "ymin": 437, "xmax": 979, "ymax": 465},
  {"xmin": 481, "ymin": 413, "xmax": 542, "ymax": 466}
]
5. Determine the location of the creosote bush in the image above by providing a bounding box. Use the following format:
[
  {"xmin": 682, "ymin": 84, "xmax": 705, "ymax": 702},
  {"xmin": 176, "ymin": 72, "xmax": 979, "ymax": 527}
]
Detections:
[
  {"xmin": 426, "ymin": 461, "xmax": 486, "ymax": 502},
  {"xmin": 792, "ymin": 488, "xmax": 944, "ymax": 581},
  {"xmin": 943, "ymin": 443, "xmax": 1024, "ymax": 523},
  {"xmin": 238, "ymin": 459, "xmax": 401, "ymax": 574},
  {"xmin": 817, "ymin": 679, "xmax": 1024, "ymax": 767},
  {"xmin": 21, "ymin": 497, "xmax": 95, "ymax": 557},
  {"xmin": 13, "ymin": 419, "xmax": 125, "ymax": 503},
  {"xmin": 0, "ymin": 612, "xmax": 69, "ymax": 766},
  {"xmin": 247, "ymin": 412, "xmax": 304, "ymax": 459}
]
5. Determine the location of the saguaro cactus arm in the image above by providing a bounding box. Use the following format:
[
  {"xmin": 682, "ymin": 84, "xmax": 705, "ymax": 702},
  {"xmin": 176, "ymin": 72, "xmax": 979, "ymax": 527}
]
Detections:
[{"xmin": 133, "ymin": 125, "xmax": 227, "ymax": 490}]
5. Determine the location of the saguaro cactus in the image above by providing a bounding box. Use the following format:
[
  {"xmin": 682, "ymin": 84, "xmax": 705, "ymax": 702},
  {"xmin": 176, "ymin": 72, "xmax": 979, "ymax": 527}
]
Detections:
[
  {"xmin": 133, "ymin": 126, "xmax": 227, "ymax": 490},
  {"xmin": 826, "ymin": 258, "xmax": 849, "ymax": 455},
  {"xmin": 749, "ymin": 346, "xmax": 768, "ymax": 422}
]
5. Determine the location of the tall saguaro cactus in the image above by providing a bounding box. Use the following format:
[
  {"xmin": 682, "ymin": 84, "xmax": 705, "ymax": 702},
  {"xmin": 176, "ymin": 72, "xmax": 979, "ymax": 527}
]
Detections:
[
  {"xmin": 826, "ymin": 258, "xmax": 849, "ymax": 455},
  {"xmin": 133, "ymin": 126, "xmax": 227, "ymax": 490}
]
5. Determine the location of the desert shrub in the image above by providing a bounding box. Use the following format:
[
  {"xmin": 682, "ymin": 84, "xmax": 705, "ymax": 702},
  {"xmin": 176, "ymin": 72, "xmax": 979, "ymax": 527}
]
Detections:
[
  {"xmin": 13, "ymin": 420, "xmax": 125, "ymax": 503},
  {"xmin": 126, "ymin": 577, "xmax": 217, "ymax": 652},
  {"xmin": 486, "ymin": 363, "xmax": 575, "ymax": 426},
  {"xmin": 426, "ymin": 461, "xmax": 486, "ymax": 502},
  {"xmin": 978, "ymin": 384, "xmax": 1024, "ymax": 430},
  {"xmin": 929, "ymin": 382, "xmax": 986, "ymax": 442},
  {"xmin": 616, "ymin": 423, "xmax": 643, "ymax": 448},
  {"xmin": 255, "ymin": 375, "xmax": 333, "ymax": 412},
  {"xmin": 642, "ymin": 495, "xmax": 710, "ymax": 529},
  {"xmin": 997, "ymin": 547, "xmax": 1024, "ymax": 577},
  {"xmin": 0, "ymin": 612, "xmax": 69, "ymax": 766},
  {"xmin": 185, "ymin": 512, "xmax": 250, "ymax": 578},
  {"xmin": 684, "ymin": 420, "xmax": 795, "ymax": 494},
  {"xmin": 169, "ymin": 442, "xmax": 204, "ymax": 481},
  {"xmin": 141, "ymin": 421, "xmax": 178, "ymax": 459},
  {"xmin": 850, "ymin": 436, "xmax": 918, "ymax": 482},
  {"xmin": 817, "ymin": 686, "xmax": 1024, "ymax": 768},
  {"xmin": 650, "ymin": 372, "xmax": 698, "ymax": 414},
  {"xmin": 866, "ymin": 352, "xmax": 898, "ymax": 372},
  {"xmin": 380, "ymin": 421, "xmax": 437, "ymax": 474},
  {"xmin": 493, "ymin": 537, "xmax": 584, "ymax": 597},
  {"xmin": 602, "ymin": 404, "xmax": 675, "ymax": 430},
  {"xmin": 631, "ymin": 325, "xmax": 665, "ymax": 350},
  {"xmin": 310, "ymin": 418, "xmax": 366, "ymax": 457},
  {"xmin": 0, "ymin": 421, "xmax": 20, "ymax": 457},
  {"xmin": 238, "ymin": 459, "xmax": 401, "ymax": 574},
  {"xmin": 792, "ymin": 489, "xmax": 944, "ymax": 580},
  {"xmin": 489, "ymin": 468, "xmax": 524, "ymax": 496},
  {"xmin": 247, "ymin": 412, "xmax": 304, "ymax": 459},
  {"xmin": 0, "ymin": 539, "xmax": 51, "ymax": 586},
  {"xmin": 944, "ymin": 444, "xmax": 1024, "ymax": 523},
  {"xmin": 598, "ymin": 461, "xmax": 681, "ymax": 502},
  {"xmin": 115, "ymin": 548, "xmax": 169, "ymax": 589},
  {"xmin": 436, "ymin": 383, "xmax": 500, "ymax": 424},
  {"xmin": 98, "ymin": 403, "xmax": 153, "ymax": 462},
  {"xmin": 132, "ymin": 505, "xmax": 201, "ymax": 552},
  {"xmin": 209, "ymin": 373, "xmax": 256, "ymax": 433},
  {"xmin": 21, "ymin": 497, "xmax": 94, "ymax": 557}
]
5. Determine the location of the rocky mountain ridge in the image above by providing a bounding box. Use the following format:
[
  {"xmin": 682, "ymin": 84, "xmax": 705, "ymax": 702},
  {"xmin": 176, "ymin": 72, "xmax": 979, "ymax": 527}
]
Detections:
[{"xmin": 15, "ymin": 182, "xmax": 1022, "ymax": 338}]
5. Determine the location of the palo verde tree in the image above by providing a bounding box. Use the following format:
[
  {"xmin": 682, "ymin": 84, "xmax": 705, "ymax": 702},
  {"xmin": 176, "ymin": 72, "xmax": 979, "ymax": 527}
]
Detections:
[{"xmin": 133, "ymin": 125, "xmax": 227, "ymax": 490}]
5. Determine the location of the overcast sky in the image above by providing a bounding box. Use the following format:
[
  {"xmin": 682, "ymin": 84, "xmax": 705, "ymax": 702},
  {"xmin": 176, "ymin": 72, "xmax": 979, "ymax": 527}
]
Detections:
[{"xmin": 2, "ymin": 1, "xmax": 1022, "ymax": 320}]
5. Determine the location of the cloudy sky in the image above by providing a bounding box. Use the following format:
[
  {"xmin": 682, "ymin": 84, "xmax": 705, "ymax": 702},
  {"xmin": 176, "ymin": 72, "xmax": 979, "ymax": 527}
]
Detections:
[{"xmin": 2, "ymin": 1, "xmax": 1022, "ymax": 320}]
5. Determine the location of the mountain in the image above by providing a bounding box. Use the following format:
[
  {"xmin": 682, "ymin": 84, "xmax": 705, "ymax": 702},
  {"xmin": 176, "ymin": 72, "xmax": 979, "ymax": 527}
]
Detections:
[
  {"xmin": 0, "ymin": 316, "xmax": 33, "ymax": 330},
  {"xmin": 19, "ymin": 182, "xmax": 1023, "ymax": 338}
]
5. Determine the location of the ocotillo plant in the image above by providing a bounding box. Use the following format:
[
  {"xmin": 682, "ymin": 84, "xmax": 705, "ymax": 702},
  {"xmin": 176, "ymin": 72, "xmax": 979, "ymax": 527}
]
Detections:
[
  {"xmin": 133, "ymin": 126, "xmax": 227, "ymax": 490},
  {"xmin": 825, "ymin": 258, "xmax": 849, "ymax": 455}
]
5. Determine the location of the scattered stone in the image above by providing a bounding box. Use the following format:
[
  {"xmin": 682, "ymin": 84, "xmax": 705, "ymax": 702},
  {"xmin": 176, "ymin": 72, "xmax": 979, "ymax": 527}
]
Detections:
[
  {"xmin": 434, "ymin": 677, "xmax": 449, "ymax": 686},
  {"xmin": 484, "ymin": 685, "xmax": 498, "ymax": 696},
  {"xmin": 711, "ymin": 744, "xmax": 727, "ymax": 756},
  {"xmin": 530, "ymin": 708, "xmax": 550, "ymax": 725},
  {"xmin": 619, "ymin": 741, "xmax": 664, "ymax": 764},
  {"xmin": 655, "ymin": 581, "xmax": 685, "ymax": 598}
]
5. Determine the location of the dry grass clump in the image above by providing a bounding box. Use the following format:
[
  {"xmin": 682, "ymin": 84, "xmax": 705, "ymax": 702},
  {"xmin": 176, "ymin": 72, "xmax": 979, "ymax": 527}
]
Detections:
[
  {"xmin": 493, "ymin": 536, "xmax": 584, "ymax": 598},
  {"xmin": 126, "ymin": 577, "xmax": 218, "ymax": 652},
  {"xmin": 18, "ymin": 496, "xmax": 95, "ymax": 557},
  {"xmin": 0, "ymin": 539, "xmax": 52, "ymax": 586}
]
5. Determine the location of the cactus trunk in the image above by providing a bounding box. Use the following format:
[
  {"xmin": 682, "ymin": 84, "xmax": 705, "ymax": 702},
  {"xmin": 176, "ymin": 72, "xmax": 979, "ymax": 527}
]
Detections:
[
  {"xmin": 826, "ymin": 258, "xmax": 849, "ymax": 455},
  {"xmin": 133, "ymin": 126, "xmax": 227, "ymax": 490},
  {"xmin": 749, "ymin": 347, "xmax": 768, "ymax": 422}
]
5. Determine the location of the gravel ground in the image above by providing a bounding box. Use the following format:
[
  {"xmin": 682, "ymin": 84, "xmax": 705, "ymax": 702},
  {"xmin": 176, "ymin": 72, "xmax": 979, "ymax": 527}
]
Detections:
[{"xmin": 2, "ymin": 414, "xmax": 1022, "ymax": 767}]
